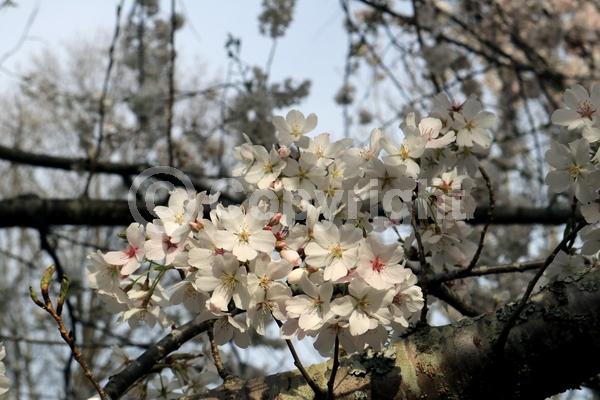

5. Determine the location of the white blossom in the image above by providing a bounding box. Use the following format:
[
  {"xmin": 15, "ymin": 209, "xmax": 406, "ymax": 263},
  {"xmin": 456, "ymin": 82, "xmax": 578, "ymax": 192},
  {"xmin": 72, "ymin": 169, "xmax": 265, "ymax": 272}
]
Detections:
[
  {"xmin": 453, "ymin": 98, "xmax": 496, "ymax": 148},
  {"xmin": 304, "ymin": 221, "xmax": 362, "ymax": 281},
  {"xmin": 545, "ymin": 139, "xmax": 599, "ymax": 202},
  {"xmin": 272, "ymin": 109, "xmax": 318, "ymax": 146},
  {"xmin": 215, "ymin": 205, "xmax": 276, "ymax": 262},
  {"xmin": 551, "ymin": 84, "xmax": 600, "ymax": 143}
]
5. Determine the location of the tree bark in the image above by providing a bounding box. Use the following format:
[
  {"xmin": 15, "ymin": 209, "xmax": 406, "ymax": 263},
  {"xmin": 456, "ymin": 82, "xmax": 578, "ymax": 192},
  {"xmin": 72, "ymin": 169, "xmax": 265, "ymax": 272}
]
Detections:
[
  {"xmin": 199, "ymin": 266, "xmax": 600, "ymax": 400},
  {"xmin": 0, "ymin": 197, "xmax": 577, "ymax": 228}
]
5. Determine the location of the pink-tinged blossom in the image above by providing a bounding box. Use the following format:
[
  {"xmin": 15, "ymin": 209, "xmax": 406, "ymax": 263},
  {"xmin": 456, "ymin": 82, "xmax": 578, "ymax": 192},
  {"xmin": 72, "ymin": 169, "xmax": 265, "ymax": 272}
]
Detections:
[
  {"xmin": 356, "ymin": 237, "xmax": 407, "ymax": 290},
  {"xmin": 102, "ymin": 223, "xmax": 145, "ymax": 276}
]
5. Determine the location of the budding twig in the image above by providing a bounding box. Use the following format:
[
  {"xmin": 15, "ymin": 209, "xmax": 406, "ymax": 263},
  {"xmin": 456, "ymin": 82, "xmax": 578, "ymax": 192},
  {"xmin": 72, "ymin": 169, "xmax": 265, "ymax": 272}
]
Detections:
[{"xmin": 30, "ymin": 266, "xmax": 109, "ymax": 400}]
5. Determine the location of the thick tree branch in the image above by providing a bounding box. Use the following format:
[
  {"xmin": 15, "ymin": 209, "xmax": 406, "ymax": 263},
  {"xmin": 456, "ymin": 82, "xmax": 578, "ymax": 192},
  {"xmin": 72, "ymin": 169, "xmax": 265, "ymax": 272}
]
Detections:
[
  {"xmin": 0, "ymin": 196, "xmax": 579, "ymax": 228},
  {"xmin": 200, "ymin": 266, "xmax": 600, "ymax": 399},
  {"xmin": 103, "ymin": 318, "xmax": 212, "ymax": 399}
]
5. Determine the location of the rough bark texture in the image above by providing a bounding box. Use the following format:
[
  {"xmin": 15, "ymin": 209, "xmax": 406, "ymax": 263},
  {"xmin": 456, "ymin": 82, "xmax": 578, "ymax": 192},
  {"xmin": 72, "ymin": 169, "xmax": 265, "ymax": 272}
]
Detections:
[{"xmin": 199, "ymin": 266, "xmax": 600, "ymax": 400}]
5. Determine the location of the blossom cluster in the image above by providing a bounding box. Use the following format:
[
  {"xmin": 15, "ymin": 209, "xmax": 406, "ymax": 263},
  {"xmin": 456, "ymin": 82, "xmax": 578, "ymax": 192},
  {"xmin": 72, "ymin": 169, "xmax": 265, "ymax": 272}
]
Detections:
[
  {"xmin": 546, "ymin": 84, "xmax": 600, "ymax": 262},
  {"xmin": 87, "ymin": 94, "xmax": 502, "ymax": 359}
]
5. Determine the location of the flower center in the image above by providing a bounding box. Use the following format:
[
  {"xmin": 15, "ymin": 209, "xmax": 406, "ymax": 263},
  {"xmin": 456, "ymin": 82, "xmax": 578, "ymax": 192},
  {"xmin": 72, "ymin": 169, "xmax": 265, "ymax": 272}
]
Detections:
[
  {"xmin": 263, "ymin": 162, "xmax": 274, "ymax": 173},
  {"xmin": 315, "ymin": 146, "xmax": 325, "ymax": 158},
  {"xmin": 371, "ymin": 256, "xmax": 386, "ymax": 272},
  {"xmin": 393, "ymin": 292, "xmax": 406, "ymax": 305},
  {"xmin": 569, "ymin": 164, "xmax": 583, "ymax": 178},
  {"xmin": 330, "ymin": 243, "xmax": 343, "ymax": 258},
  {"xmin": 577, "ymin": 100, "xmax": 596, "ymax": 119},
  {"xmin": 222, "ymin": 273, "xmax": 237, "ymax": 288},
  {"xmin": 163, "ymin": 237, "xmax": 178, "ymax": 251},
  {"xmin": 357, "ymin": 297, "xmax": 369, "ymax": 310},
  {"xmin": 174, "ymin": 211, "xmax": 185, "ymax": 224},
  {"xmin": 399, "ymin": 145, "xmax": 410, "ymax": 160},
  {"xmin": 238, "ymin": 228, "xmax": 251, "ymax": 243},
  {"xmin": 125, "ymin": 246, "xmax": 138, "ymax": 258},
  {"xmin": 259, "ymin": 275, "xmax": 271, "ymax": 289}
]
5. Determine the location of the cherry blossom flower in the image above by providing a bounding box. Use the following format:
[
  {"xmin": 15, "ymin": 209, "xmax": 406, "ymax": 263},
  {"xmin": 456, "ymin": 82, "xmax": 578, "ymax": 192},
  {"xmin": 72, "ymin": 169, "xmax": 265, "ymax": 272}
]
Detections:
[
  {"xmin": 281, "ymin": 151, "xmax": 326, "ymax": 194},
  {"xmin": 102, "ymin": 223, "xmax": 145, "ymax": 276},
  {"xmin": 551, "ymin": 84, "xmax": 600, "ymax": 143},
  {"xmin": 215, "ymin": 205, "xmax": 276, "ymax": 262},
  {"xmin": 286, "ymin": 276, "xmax": 333, "ymax": 330},
  {"xmin": 343, "ymin": 128, "xmax": 384, "ymax": 164},
  {"xmin": 144, "ymin": 221, "xmax": 186, "ymax": 267},
  {"xmin": 304, "ymin": 221, "xmax": 362, "ymax": 281},
  {"xmin": 330, "ymin": 279, "xmax": 390, "ymax": 336},
  {"xmin": 581, "ymin": 227, "xmax": 600, "ymax": 256},
  {"xmin": 212, "ymin": 313, "xmax": 251, "ymax": 348},
  {"xmin": 545, "ymin": 139, "xmax": 599, "ymax": 202},
  {"xmin": 305, "ymin": 133, "xmax": 352, "ymax": 167},
  {"xmin": 247, "ymin": 283, "xmax": 291, "ymax": 335},
  {"xmin": 169, "ymin": 277, "xmax": 208, "ymax": 313},
  {"xmin": 356, "ymin": 237, "xmax": 407, "ymax": 290},
  {"xmin": 247, "ymin": 254, "xmax": 292, "ymax": 295},
  {"xmin": 188, "ymin": 219, "xmax": 227, "ymax": 269},
  {"xmin": 405, "ymin": 113, "xmax": 456, "ymax": 149},
  {"xmin": 154, "ymin": 189, "xmax": 204, "ymax": 243},
  {"xmin": 87, "ymin": 250, "xmax": 121, "ymax": 293},
  {"xmin": 243, "ymin": 146, "xmax": 287, "ymax": 189},
  {"xmin": 312, "ymin": 319, "xmax": 360, "ymax": 356},
  {"xmin": 453, "ymin": 98, "xmax": 496, "ymax": 148},
  {"xmin": 194, "ymin": 254, "xmax": 250, "ymax": 311},
  {"xmin": 581, "ymin": 200, "xmax": 600, "ymax": 224},
  {"xmin": 386, "ymin": 270, "xmax": 424, "ymax": 328},
  {"xmin": 381, "ymin": 130, "xmax": 426, "ymax": 178},
  {"xmin": 272, "ymin": 109, "xmax": 318, "ymax": 146}
]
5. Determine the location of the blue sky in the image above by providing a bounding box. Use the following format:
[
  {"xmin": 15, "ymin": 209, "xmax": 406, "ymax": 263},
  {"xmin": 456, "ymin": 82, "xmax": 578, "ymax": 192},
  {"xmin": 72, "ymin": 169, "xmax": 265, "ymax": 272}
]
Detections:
[{"xmin": 0, "ymin": 0, "xmax": 349, "ymax": 135}]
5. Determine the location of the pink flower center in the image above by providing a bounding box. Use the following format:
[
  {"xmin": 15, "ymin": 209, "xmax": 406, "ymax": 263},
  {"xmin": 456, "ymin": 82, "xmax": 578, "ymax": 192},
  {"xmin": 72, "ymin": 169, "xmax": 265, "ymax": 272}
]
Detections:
[
  {"xmin": 577, "ymin": 100, "xmax": 596, "ymax": 119},
  {"xmin": 371, "ymin": 256, "xmax": 386, "ymax": 273},
  {"xmin": 125, "ymin": 246, "xmax": 138, "ymax": 258},
  {"xmin": 163, "ymin": 238, "xmax": 178, "ymax": 251},
  {"xmin": 393, "ymin": 292, "xmax": 406, "ymax": 305},
  {"xmin": 214, "ymin": 248, "xmax": 225, "ymax": 255}
]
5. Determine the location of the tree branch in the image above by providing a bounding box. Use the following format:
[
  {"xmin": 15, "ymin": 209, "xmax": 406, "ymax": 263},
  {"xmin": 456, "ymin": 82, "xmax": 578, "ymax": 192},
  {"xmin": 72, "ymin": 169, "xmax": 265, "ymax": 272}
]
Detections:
[
  {"xmin": 0, "ymin": 196, "xmax": 580, "ymax": 228},
  {"xmin": 103, "ymin": 317, "xmax": 213, "ymax": 399}
]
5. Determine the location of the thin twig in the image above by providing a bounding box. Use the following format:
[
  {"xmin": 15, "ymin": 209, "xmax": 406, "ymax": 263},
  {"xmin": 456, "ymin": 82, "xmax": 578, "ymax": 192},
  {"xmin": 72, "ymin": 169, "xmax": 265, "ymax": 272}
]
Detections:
[
  {"xmin": 466, "ymin": 165, "xmax": 495, "ymax": 271},
  {"xmin": 82, "ymin": 0, "xmax": 124, "ymax": 197},
  {"xmin": 411, "ymin": 194, "xmax": 429, "ymax": 324},
  {"xmin": 207, "ymin": 323, "xmax": 231, "ymax": 381},
  {"xmin": 273, "ymin": 318, "xmax": 325, "ymax": 397},
  {"xmin": 428, "ymin": 259, "xmax": 545, "ymax": 284},
  {"xmin": 494, "ymin": 222, "xmax": 585, "ymax": 353},
  {"xmin": 327, "ymin": 334, "xmax": 340, "ymax": 400},
  {"xmin": 165, "ymin": 0, "xmax": 177, "ymax": 167},
  {"xmin": 411, "ymin": 0, "xmax": 441, "ymax": 93}
]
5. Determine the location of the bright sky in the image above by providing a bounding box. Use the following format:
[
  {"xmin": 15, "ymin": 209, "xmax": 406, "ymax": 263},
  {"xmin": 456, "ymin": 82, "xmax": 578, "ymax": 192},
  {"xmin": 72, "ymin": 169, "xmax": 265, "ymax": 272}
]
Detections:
[{"xmin": 0, "ymin": 0, "xmax": 348, "ymax": 135}]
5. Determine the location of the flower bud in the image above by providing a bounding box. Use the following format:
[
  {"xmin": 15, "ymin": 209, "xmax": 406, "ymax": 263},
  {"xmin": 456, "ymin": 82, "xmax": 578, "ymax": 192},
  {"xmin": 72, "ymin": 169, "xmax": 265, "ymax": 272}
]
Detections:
[{"xmin": 278, "ymin": 145, "xmax": 291, "ymax": 158}]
